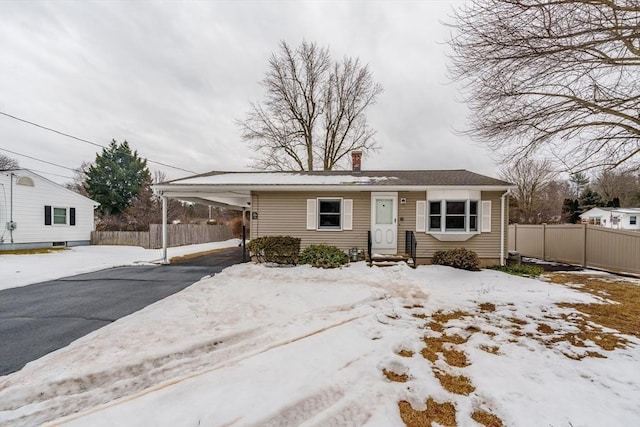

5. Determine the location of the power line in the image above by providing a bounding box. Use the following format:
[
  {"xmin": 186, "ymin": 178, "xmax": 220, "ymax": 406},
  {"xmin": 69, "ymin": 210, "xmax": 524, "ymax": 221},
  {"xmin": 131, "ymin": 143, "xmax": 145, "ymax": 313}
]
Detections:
[
  {"xmin": 1, "ymin": 111, "xmax": 103, "ymax": 148},
  {"xmin": 29, "ymin": 169, "xmax": 75, "ymax": 180},
  {"xmin": 0, "ymin": 147, "xmax": 79, "ymax": 172},
  {"xmin": 0, "ymin": 111, "xmax": 198, "ymax": 174}
]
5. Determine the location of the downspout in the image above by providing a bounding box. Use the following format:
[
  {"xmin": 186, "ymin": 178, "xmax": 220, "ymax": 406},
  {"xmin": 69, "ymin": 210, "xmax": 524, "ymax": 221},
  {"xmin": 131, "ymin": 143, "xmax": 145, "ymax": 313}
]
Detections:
[
  {"xmin": 500, "ymin": 191, "xmax": 508, "ymax": 266},
  {"xmin": 161, "ymin": 195, "xmax": 168, "ymax": 264}
]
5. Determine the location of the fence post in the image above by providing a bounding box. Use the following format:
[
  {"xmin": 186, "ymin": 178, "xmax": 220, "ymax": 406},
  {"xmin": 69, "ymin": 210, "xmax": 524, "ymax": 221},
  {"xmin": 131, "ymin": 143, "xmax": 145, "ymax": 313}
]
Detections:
[
  {"xmin": 582, "ymin": 223, "xmax": 587, "ymax": 267},
  {"xmin": 542, "ymin": 223, "xmax": 546, "ymax": 261},
  {"xmin": 514, "ymin": 224, "xmax": 517, "ymax": 252}
]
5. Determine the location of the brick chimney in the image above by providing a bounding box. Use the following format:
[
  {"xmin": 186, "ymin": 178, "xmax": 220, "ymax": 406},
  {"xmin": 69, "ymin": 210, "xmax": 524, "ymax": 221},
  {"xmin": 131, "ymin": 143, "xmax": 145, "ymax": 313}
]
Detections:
[{"xmin": 351, "ymin": 150, "xmax": 362, "ymax": 172}]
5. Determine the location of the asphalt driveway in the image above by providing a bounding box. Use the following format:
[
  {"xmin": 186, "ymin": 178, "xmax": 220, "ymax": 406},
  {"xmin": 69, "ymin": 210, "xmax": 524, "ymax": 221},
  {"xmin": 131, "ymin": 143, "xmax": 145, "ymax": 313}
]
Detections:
[{"xmin": 0, "ymin": 247, "xmax": 244, "ymax": 376}]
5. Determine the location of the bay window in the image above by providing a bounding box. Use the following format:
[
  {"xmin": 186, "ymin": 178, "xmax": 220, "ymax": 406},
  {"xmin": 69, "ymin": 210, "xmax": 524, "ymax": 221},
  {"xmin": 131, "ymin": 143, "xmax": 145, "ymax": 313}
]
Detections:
[{"xmin": 428, "ymin": 200, "xmax": 478, "ymax": 232}]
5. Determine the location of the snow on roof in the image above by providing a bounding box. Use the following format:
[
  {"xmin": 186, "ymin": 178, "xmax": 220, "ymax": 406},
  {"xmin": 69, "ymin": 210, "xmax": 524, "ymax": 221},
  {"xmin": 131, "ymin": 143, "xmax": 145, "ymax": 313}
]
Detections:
[
  {"xmin": 165, "ymin": 170, "xmax": 513, "ymax": 187},
  {"xmin": 581, "ymin": 207, "xmax": 640, "ymax": 216},
  {"xmin": 171, "ymin": 172, "xmax": 397, "ymax": 186}
]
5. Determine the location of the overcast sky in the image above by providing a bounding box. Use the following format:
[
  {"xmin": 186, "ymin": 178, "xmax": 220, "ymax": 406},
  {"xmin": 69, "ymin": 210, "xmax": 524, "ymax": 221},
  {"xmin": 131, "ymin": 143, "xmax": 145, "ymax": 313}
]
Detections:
[{"xmin": 0, "ymin": 0, "xmax": 499, "ymax": 185}]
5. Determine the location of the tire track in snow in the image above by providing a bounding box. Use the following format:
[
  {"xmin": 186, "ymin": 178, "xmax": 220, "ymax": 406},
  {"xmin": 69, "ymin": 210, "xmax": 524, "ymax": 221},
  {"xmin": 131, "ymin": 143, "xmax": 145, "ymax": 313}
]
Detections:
[{"xmin": 39, "ymin": 313, "xmax": 369, "ymax": 427}]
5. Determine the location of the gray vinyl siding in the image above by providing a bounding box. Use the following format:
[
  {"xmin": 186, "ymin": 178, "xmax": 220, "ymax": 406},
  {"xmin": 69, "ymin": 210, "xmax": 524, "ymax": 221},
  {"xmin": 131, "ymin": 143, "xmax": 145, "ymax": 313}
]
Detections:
[
  {"xmin": 250, "ymin": 190, "xmax": 507, "ymax": 260},
  {"xmin": 250, "ymin": 191, "xmax": 371, "ymax": 252}
]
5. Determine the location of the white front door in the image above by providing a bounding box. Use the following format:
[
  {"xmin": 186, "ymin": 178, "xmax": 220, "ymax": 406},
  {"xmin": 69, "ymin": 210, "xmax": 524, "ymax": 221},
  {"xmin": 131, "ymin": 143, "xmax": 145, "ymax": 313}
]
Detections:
[{"xmin": 371, "ymin": 192, "xmax": 398, "ymax": 254}]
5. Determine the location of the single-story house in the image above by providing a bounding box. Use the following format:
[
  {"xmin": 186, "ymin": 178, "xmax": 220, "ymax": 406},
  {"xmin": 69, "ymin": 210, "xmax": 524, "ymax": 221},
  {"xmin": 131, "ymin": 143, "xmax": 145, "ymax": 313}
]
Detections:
[
  {"xmin": 580, "ymin": 207, "xmax": 640, "ymax": 230},
  {"xmin": 0, "ymin": 169, "xmax": 99, "ymax": 251},
  {"xmin": 154, "ymin": 152, "xmax": 514, "ymax": 266}
]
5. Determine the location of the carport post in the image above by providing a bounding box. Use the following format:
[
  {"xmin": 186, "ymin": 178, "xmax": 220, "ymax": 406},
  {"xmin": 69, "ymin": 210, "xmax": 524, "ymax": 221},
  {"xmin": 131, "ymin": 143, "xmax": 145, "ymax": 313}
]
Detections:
[
  {"xmin": 242, "ymin": 207, "xmax": 247, "ymax": 262},
  {"xmin": 162, "ymin": 195, "xmax": 168, "ymax": 264}
]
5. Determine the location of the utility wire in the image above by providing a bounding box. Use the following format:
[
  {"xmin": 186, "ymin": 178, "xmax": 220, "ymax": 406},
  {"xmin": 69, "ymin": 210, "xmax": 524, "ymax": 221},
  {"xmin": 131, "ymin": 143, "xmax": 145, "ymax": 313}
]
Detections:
[
  {"xmin": 0, "ymin": 111, "xmax": 198, "ymax": 174},
  {"xmin": 29, "ymin": 169, "xmax": 75, "ymax": 180},
  {"xmin": 0, "ymin": 147, "xmax": 79, "ymax": 172}
]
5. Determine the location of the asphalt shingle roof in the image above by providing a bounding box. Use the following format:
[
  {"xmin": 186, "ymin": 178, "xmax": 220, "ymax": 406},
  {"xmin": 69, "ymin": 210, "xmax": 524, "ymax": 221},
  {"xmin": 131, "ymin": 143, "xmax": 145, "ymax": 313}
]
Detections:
[{"xmin": 167, "ymin": 169, "xmax": 512, "ymax": 187}]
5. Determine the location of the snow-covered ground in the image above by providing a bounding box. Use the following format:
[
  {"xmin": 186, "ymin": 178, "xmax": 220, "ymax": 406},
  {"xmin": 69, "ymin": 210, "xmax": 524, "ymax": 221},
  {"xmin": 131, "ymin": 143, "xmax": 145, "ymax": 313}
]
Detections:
[
  {"xmin": 0, "ymin": 239, "xmax": 241, "ymax": 291},
  {"xmin": 0, "ymin": 262, "xmax": 638, "ymax": 426}
]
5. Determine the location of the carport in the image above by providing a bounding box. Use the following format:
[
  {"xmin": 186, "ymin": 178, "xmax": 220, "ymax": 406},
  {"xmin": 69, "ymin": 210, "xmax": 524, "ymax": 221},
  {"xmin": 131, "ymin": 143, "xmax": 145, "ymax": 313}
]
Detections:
[{"xmin": 153, "ymin": 177, "xmax": 251, "ymax": 264}]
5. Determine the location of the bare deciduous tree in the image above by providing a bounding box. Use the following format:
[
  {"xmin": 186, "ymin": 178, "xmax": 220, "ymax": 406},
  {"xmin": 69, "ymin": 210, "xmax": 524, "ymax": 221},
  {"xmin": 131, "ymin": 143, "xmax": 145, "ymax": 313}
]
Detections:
[
  {"xmin": 448, "ymin": 0, "xmax": 640, "ymax": 172},
  {"xmin": 593, "ymin": 168, "xmax": 640, "ymax": 206},
  {"xmin": 239, "ymin": 40, "xmax": 382, "ymax": 171},
  {"xmin": 0, "ymin": 153, "xmax": 18, "ymax": 170},
  {"xmin": 501, "ymin": 159, "xmax": 558, "ymax": 223}
]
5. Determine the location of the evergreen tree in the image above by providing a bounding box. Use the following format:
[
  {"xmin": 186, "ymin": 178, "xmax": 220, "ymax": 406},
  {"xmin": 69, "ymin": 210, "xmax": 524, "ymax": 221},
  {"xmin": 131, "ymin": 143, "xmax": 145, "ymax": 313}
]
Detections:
[
  {"xmin": 570, "ymin": 172, "xmax": 590, "ymax": 199},
  {"xmin": 561, "ymin": 198, "xmax": 580, "ymax": 224},
  {"xmin": 579, "ymin": 187, "xmax": 603, "ymax": 211},
  {"xmin": 85, "ymin": 140, "xmax": 151, "ymax": 215}
]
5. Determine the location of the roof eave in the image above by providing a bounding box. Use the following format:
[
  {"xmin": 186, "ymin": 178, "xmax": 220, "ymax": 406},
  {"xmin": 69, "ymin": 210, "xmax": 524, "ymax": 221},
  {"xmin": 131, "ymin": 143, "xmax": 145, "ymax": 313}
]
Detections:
[{"xmin": 154, "ymin": 183, "xmax": 515, "ymax": 193}]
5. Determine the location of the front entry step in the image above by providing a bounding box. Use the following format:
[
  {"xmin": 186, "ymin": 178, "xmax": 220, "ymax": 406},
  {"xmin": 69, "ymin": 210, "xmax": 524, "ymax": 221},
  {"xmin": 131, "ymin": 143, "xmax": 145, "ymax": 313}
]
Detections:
[{"xmin": 369, "ymin": 253, "xmax": 415, "ymax": 268}]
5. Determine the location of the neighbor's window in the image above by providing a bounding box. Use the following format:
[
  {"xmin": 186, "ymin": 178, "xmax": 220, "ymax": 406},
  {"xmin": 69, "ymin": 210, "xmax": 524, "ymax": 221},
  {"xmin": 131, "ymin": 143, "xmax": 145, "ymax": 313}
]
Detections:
[
  {"xmin": 53, "ymin": 207, "xmax": 67, "ymax": 225},
  {"xmin": 318, "ymin": 199, "xmax": 341, "ymax": 229},
  {"xmin": 429, "ymin": 200, "xmax": 478, "ymax": 232},
  {"xmin": 630, "ymin": 216, "xmax": 637, "ymax": 225}
]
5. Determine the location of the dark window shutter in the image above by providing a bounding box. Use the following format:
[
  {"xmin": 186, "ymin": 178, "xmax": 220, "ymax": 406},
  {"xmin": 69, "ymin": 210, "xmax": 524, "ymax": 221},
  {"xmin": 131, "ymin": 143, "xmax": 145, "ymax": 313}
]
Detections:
[
  {"xmin": 70, "ymin": 208, "xmax": 76, "ymax": 226},
  {"xmin": 44, "ymin": 205, "xmax": 52, "ymax": 225}
]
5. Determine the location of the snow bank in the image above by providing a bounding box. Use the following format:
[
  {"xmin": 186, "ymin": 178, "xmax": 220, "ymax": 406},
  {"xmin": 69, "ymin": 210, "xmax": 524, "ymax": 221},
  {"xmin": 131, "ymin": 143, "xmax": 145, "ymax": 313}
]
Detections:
[
  {"xmin": 0, "ymin": 263, "xmax": 638, "ymax": 427},
  {"xmin": 0, "ymin": 239, "xmax": 241, "ymax": 291}
]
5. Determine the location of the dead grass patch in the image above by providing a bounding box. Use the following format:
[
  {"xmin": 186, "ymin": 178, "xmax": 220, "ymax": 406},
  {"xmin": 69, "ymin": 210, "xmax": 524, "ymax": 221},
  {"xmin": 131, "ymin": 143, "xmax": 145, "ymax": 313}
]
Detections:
[
  {"xmin": 383, "ymin": 369, "xmax": 408, "ymax": 383},
  {"xmin": 479, "ymin": 302, "xmax": 496, "ymax": 312},
  {"xmin": 404, "ymin": 304, "xmax": 424, "ymax": 309},
  {"xmin": 480, "ymin": 344, "xmax": 500, "ymax": 354},
  {"xmin": 422, "ymin": 335, "xmax": 468, "ymax": 364},
  {"xmin": 507, "ymin": 317, "xmax": 528, "ymax": 326},
  {"xmin": 412, "ymin": 313, "xmax": 428, "ymax": 319},
  {"xmin": 0, "ymin": 247, "xmax": 68, "ymax": 255},
  {"xmin": 398, "ymin": 397, "xmax": 456, "ymax": 427},
  {"xmin": 428, "ymin": 322, "xmax": 445, "ymax": 332},
  {"xmin": 536, "ymin": 323, "xmax": 554, "ymax": 334},
  {"xmin": 397, "ymin": 349, "xmax": 414, "ymax": 358},
  {"xmin": 169, "ymin": 247, "xmax": 235, "ymax": 263},
  {"xmin": 547, "ymin": 273, "xmax": 640, "ymax": 339},
  {"xmin": 432, "ymin": 310, "xmax": 470, "ymax": 323},
  {"xmin": 434, "ymin": 370, "xmax": 475, "ymax": 395},
  {"xmin": 471, "ymin": 409, "xmax": 503, "ymax": 427},
  {"xmin": 442, "ymin": 348, "xmax": 469, "ymax": 367}
]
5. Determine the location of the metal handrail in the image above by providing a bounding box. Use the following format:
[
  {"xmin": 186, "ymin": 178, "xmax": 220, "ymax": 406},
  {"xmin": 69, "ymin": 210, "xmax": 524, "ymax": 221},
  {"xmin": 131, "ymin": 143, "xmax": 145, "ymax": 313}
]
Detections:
[
  {"xmin": 367, "ymin": 230, "xmax": 372, "ymax": 266},
  {"xmin": 405, "ymin": 230, "xmax": 417, "ymax": 268}
]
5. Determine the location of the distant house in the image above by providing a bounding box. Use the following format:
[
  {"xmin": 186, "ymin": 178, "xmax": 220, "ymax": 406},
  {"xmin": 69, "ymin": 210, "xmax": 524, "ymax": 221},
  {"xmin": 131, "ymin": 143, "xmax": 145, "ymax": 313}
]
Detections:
[
  {"xmin": 154, "ymin": 152, "xmax": 514, "ymax": 266},
  {"xmin": 580, "ymin": 207, "xmax": 640, "ymax": 230},
  {"xmin": 0, "ymin": 169, "xmax": 99, "ymax": 251}
]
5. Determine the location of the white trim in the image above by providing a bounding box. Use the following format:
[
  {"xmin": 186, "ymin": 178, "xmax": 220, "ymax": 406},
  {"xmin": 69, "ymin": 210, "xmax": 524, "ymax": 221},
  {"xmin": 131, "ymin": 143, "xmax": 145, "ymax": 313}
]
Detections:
[
  {"xmin": 370, "ymin": 192, "xmax": 398, "ymax": 254},
  {"xmin": 52, "ymin": 206, "xmax": 68, "ymax": 226},
  {"xmin": 316, "ymin": 197, "xmax": 343, "ymax": 231},
  {"xmin": 430, "ymin": 232, "xmax": 479, "ymax": 242},
  {"xmin": 427, "ymin": 199, "xmax": 479, "ymax": 233},
  {"xmin": 155, "ymin": 184, "xmax": 514, "ymax": 194}
]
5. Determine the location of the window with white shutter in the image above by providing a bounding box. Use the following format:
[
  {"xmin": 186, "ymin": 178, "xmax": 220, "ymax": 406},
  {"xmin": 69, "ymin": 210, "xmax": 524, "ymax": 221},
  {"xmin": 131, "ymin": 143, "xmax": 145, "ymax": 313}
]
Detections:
[
  {"xmin": 416, "ymin": 201, "xmax": 426, "ymax": 232},
  {"xmin": 481, "ymin": 200, "xmax": 492, "ymax": 232}
]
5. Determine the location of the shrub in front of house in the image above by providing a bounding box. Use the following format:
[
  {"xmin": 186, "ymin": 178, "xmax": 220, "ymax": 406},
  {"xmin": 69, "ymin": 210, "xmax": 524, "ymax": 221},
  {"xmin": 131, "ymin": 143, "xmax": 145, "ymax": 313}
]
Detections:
[
  {"xmin": 300, "ymin": 244, "xmax": 349, "ymax": 268},
  {"xmin": 432, "ymin": 248, "xmax": 480, "ymax": 271},
  {"xmin": 246, "ymin": 236, "xmax": 301, "ymax": 265}
]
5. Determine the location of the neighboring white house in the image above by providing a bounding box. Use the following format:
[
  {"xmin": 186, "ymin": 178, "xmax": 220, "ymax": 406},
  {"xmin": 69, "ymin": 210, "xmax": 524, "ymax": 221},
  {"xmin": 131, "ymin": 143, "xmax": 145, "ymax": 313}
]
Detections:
[
  {"xmin": 579, "ymin": 207, "xmax": 640, "ymax": 230},
  {"xmin": 0, "ymin": 169, "xmax": 99, "ymax": 251}
]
